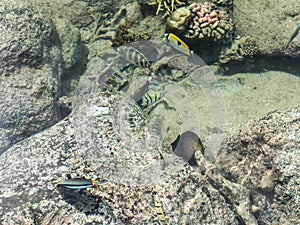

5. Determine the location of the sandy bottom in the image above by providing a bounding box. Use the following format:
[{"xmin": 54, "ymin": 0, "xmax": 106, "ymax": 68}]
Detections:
[{"xmin": 152, "ymin": 70, "xmax": 299, "ymax": 153}]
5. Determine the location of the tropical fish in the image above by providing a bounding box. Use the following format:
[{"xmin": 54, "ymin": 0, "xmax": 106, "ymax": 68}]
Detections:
[
  {"xmin": 171, "ymin": 131, "xmax": 204, "ymax": 167},
  {"xmin": 126, "ymin": 103, "xmax": 147, "ymax": 132},
  {"xmin": 117, "ymin": 45, "xmax": 151, "ymax": 68},
  {"xmin": 101, "ymin": 70, "xmax": 129, "ymax": 93},
  {"xmin": 140, "ymin": 87, "xmax": 163, "ymax": 109},
  {"xmin": 155, "ymin": 196, "xmax": 168, "ymax": 225},
  {"xmin": 165, "ymin": 33, "xmax": 194, "ymax": 56},
  {"xmin": 57, "ymin": 178, "xmax": 105, "ymax": 189},
  {"xmin": 286, "ymin": 21, "xmax": 300, "ymax": 48}
]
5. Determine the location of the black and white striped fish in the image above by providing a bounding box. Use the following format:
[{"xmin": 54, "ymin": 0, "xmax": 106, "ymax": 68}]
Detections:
[
  {"xmin": 117, "ymin": 45, "xmax": 152, "ymax": 68},
  {"xmin": 155, "ymin": 195, "xmax": 168, "ymax": 225},
  {"xmin": 137, "ymin": 80, "xmax": 164, "ymax": 111}
]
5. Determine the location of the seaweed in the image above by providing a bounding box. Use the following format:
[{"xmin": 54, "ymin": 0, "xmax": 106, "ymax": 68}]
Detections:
[{"xmin": 111, "ymin": 19, "xmax": 149, "ymax": 47}]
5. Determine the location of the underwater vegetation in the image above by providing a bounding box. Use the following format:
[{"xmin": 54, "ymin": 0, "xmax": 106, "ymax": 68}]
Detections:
[
  {"xmin": 219, "ymin": 36, "xmax": 258, "ymax": 63},
  {"xmin": 111, "ymin": 19, "xmax": 150, "ymax": 47}
]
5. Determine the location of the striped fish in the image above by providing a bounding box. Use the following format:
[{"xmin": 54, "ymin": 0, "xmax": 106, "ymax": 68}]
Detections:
[
  {"xmin": 117, "ymin": 45, "xmax": 151, "ymax": 68},
  {"xmin": 57, "ymin": 178, "xmax": 105, "ymax": 189},
  {"xmin": 138, "ymin": 81, "xmax": 164, "ymax": 112},
  {"xmin": 140, "ymin": 88, "xmax": 163, "ymax": 109},
  {"xmin": 126, "ymin": 103, "xmax": 147, "ymax": 132},
  {"xmin": 155, "ymin": 196, "xmax": 168, "ymax": 225},
  {"xmin": 98, "ymin": 64, "xmax": 131, "ymax": 93},
  {"xmin": 102, "ymin": 70, "xmax": 129, "ymax": 93}
]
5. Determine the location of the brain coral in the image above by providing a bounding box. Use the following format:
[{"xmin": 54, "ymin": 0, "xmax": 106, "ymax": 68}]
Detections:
[{"xmin": 166, "ymin": 7, "xmax": 191, "ymax": 33}]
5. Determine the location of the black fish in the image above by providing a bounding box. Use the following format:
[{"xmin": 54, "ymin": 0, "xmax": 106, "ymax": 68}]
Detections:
[{"xmin": 171, "ymin": 131, "xmax": 204, "ymax": 167}]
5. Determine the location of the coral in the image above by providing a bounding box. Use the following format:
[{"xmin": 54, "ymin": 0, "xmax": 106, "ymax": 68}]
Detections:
[
  {"xmin": 148, "ymin": 0, "xmax": 186, "ymax": 18},
  {"xmin": 219, "ymin": 36, "xmax": 258, "ymax": 63},
  {"xmin": 184, "ymin": 2, "xmax": 234, "ymax": 42},
  {"xmin": 111, "ymin": 19, "xmax": 150, "ymax": 47},
  {"xmin": 166, "ymin": 7, "xmax": 191, "ymax": 33}
]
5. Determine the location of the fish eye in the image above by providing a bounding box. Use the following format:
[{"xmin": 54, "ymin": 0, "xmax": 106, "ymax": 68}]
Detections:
[{"xmin": 177, "ymin": 41, "xmax": 182, "ymax": 46}]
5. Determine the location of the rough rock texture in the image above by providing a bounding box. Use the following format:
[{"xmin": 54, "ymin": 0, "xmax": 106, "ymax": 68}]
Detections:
[
  {"xmin": 0, "ymin": 0, "xmax": 92, "ymax": 154},
  {"xmin": 0, "ymin": 0, "xmax": 299, "ymax": 224},
  {"xmin": 216, "ymin": 108, "xmax": 300, "ymax": 224},
  {"xmin": 52, "ymin": 16, "xmax": 87, "ymax": 72},
  {"xmin": 234, "ymin": 0, "xmax": 300, "ymax": 57},
  {"xmin": 0, "ymin": 3, "xmax": 62, "ymax": 154},
  {"xmin": 1, "ymin": 38, "xmax": 299, "ymax": 223}
]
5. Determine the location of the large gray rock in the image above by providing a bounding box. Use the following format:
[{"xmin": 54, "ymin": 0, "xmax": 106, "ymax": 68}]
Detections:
[
  {"xmin": 0, "ymin": 3, "xmax": 63, "ymax": 154},
  {"xmin": 216, "ymin": 108, "xmax": 300, "ymax": 224}
]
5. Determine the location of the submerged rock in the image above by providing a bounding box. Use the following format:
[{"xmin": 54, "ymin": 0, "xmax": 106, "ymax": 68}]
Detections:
[
  {"xmin": 1, "ymin": 42, "xmax": 299, "ymax": 223},
  {"xmin": 166, "ymin": 7, "xmax": 191, "ymax": 34},
  {"xmin": 0, "ymin": 3, "xmax": 63, "ymax": 154},
  {"xmin": 216, "ymin": 108, "xmax": 300, "ymax": 224}
]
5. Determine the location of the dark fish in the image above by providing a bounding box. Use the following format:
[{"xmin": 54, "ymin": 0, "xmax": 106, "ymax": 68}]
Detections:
[
  {"xmin": 236, "ymin": 77, "xmax": 245, "ymax": 86},
  {"xmin": 57, "ymin": 178, "xmax": 105, "ymax": 189},
  {"xmin": 171, "ymin": 131, "xmax": 204, "ymax": 167},
  {"xmin": 286, "ymin": 21, "xmax": 300, "ymax": 48},
  {"xmin": 117, "ymin": 45, "xmax": 151, "ymax": 68}
]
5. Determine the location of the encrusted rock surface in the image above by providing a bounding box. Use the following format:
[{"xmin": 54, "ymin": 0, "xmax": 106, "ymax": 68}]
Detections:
[
  {"xmin": 0, "ymin": 3, "xmax": 63, "ymax": 154},
  {"xmin": 1, "ymin": 45, "xmax": 299, "ymax": 223},
  {"xmin": 216, "ymin": 108, "xmax": 300, "ymax": 224},
  {"xmin": 0, "ymin": 0, "xmax": 299, "ymax": 224},
  {"xmin": 219, "ymin": 36, "xmax": 258, "ymax": 63}
]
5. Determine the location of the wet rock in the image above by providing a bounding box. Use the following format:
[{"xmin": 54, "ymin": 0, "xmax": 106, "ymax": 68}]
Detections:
[
  {"xmin": 52, "ymin": 16, "xmax": 87, "ymax": 71},
  {"xmin": 1, "ymin": 38, "xmax": 299, "ymax": 223},
  {"xmin": 219, "ymin": 36, "xmax": 258, "ymax": 63},
  {"xmin": 0, "ymin": 3, "xmax": 63, "ymax": 154},
  {"xmin": 216, "ymin": 108, "xmax": 300, "ymax": 224}
]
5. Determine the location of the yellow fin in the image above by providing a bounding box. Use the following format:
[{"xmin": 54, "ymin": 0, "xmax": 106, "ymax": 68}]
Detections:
[{"xmin": 166, "ymin": 33, "xmax": 191, "ymax": 56}]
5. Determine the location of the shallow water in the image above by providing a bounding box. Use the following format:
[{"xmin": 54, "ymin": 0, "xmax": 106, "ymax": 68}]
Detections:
[{"xmin": 1, "ymin": 0, "xmax": 300, "ymax": 224}]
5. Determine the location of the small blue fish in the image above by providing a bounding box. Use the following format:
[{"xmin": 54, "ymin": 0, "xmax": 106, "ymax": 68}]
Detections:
[
  {"xmin": 57, "ymin": 178, "xmax": 105, "ymax": 189},
  {"xmin": 286, "ymin": 21, "xmax": 300, "ymax": 48}
]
